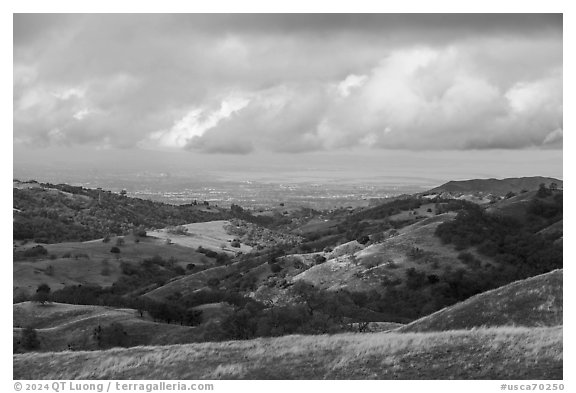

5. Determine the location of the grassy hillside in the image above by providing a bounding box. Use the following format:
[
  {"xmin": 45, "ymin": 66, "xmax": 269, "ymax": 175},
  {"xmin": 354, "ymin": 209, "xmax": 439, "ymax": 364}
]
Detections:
[
  {"xmin": 14, "ymin": 234, "xmax": 212, "ymax": 295},
  {"xmin": 292, "ymin": 213, "xmax": 491, "ymax": 293},
  {"xmin": 147, "ymin": 220, "xmax": 253, "ymax": 255},
  {"xmin": 427, "ymin": 176, "xmax": 562, "ymax": 195},
  {"xmin": 13, "ymin": 181, "xmax": 228, "ymax": 243},
  {"xmin": 13, "ymin": 302, "xmax": 201, "ymax": 352},
  {"xmin": 13, "ymin": 326, "xmax": 562, "ymax": 379},
  {"xmin": 142, "ymin": 265, "xmax": 231, "ymax": 301},
  {"xmin": 399, "ymin": 269, "xmax": 562, "ymax": 332}
]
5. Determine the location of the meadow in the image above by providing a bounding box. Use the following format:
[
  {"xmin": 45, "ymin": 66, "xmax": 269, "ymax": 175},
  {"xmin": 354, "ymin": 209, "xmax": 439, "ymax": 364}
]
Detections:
[{"xmin": 13, "ymin": 326, "xmax": 562, "ymax": 379}]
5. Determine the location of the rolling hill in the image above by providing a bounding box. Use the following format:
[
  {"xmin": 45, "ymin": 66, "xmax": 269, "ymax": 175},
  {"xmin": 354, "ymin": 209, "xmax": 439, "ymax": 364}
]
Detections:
[
  {"xmin": 427, "ymin": 176, "xmax": 562, "ymax": 196},
  {"xmin": 13, "ymin": 234, "xmax": 213, "ymax": 296},
  {"xmin": 399, "ymin": 269, "xmax": 562, "ymax": 332},
  {"xmin": 13, "ymin": 302, "xmax": 202, "ymax": 352},
  {"xmin": 13, "ymin": 180, "xmax": 228, "ymax": 243},
  {"xmin": 12, "ymin": 177, "xmax": 563, "ymax": 380},
  {"xmin": 291, "ymin": 213, "xmax": 492, "ymax": 293}
]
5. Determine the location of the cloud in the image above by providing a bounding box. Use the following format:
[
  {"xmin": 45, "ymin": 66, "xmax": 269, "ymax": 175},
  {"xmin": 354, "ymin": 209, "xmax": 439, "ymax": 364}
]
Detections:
[
  {"xmin": 185, "ymin": 46, "xmax": 562, "ymax": 153},
  {"xmin": 145, "ymin": 95, "xmax": 251, "ymax": 149},
  {"xmin": 337, "ymin": 74, "xmax": 368, "ymax": 97},
  {"xmin": 185, "ymin": 85, "xmax": 330, "ymax": 154},
  {"xmin": 13, "ymin": 14, "xmax": 562, "ymax": 153}
]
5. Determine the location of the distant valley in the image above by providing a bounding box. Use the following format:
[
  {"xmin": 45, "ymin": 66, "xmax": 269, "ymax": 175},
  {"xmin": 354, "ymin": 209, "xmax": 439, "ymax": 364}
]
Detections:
[{"xmin": 13, "ymin": 176, "xmax": 563, "ymax": 379}]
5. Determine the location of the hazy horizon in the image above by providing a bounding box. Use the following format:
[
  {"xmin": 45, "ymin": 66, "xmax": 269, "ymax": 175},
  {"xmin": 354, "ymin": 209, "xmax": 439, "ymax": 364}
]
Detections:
[{"xmin": 14, "ymin": 146, "xmax": 563, "ymax": 185}]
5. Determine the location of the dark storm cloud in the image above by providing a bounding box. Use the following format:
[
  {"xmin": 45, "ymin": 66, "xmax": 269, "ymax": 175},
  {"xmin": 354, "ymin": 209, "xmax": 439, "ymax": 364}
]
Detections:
[{"xmin": 13, "ymin": 14, "xmax": 562, "ymax": 153}]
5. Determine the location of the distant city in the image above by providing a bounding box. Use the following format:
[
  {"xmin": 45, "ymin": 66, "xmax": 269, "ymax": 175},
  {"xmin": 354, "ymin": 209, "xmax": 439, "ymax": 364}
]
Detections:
[{"xmin": 13, "ymin": 167, "xmax": 431, "ymax": 209}]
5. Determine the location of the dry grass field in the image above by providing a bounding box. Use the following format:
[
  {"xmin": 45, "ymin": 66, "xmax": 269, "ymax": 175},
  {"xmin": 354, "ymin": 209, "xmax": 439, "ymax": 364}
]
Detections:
[
  {"xmin": 13, "ymin": 326, "xmax": 562, "ymax": 380},
  {"xmin": 13, "ymin": 302, "xmax": 201, "ymax": 352},
  {"xmin": 13, "ymin": 235, "xmax": 212, "ymax": 295},
  {"xmin": 147, "ymin": 220, "xmax": 252, "ymax": 254}
]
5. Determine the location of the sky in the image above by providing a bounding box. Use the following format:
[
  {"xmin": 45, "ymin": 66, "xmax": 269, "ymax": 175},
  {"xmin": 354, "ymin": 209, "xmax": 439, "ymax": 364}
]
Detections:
[{"xmin": 13, "ymin": 14, "xmax": 563, "ymax": 180}]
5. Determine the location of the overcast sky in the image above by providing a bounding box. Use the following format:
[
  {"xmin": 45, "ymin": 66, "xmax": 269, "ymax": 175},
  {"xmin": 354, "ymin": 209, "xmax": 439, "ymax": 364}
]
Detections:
[{"xmin": 13, "ymin": 14, "xmax": 563, "ymax": 179}]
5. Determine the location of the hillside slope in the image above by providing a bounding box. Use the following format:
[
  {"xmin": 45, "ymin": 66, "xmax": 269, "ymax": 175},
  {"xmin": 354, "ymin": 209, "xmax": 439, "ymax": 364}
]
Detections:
[
  {"xmin": 292, "ymin": 213, "xmax": 490, "ymax": 292},
  {"xmin": 13, "ymin": 326, "xmax": 562, "ymax": 379},
  {"xmin": 13, "ymin": 234, "xmax": 213, "ymax": 295},
  {"xmin": 428, "ymin": 176, "xmax": 562, "ymax": 196},
  {"xmin": 13, "ymin": 181, "xmax": 227, "ymax": 243},
  {"xmin": 13, "ymin": 302, "xmax": 201, "ymax": 352},
  {"xmin": 399, "ymin": 269, "xmax": 562, "ymax": 332}
]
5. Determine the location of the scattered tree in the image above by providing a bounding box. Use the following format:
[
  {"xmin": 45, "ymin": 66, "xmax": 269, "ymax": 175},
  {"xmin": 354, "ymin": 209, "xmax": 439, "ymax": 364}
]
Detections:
[{"xmin": 33, "ymin": 283, "xmax": 51, "ymax": 305}]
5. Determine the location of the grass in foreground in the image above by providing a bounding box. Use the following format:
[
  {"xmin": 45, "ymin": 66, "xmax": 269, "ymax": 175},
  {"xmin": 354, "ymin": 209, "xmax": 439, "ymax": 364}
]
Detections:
[{"xmin": 14, "ymin": 326, "xmax": 562, "ymax": 380}]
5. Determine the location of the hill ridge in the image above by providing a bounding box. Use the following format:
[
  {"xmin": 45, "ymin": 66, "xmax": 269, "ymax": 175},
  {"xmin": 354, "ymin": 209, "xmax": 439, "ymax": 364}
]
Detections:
[
  {"xmin": 398, "ymin": 269, "xmax": 562, "ymax": 333},
  {"xmin": 427, "ymin": 176, "xmax": 562, "ymax": 195}
]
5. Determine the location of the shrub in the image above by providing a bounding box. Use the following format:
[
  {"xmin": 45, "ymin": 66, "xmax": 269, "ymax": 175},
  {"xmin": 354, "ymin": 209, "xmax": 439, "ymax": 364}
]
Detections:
[
  {"xmin": 110, "ymin": 246, "xmax": 121, "ymax": 254},
  {"xmin": 197, "ymin": 247, "xmax": 219, "ymax": 258},
  {"xmin": 230, "ymin": 239, "xmax": 241, "ymax": 248},
  {"xmin": 289, "ymin": 259, "xmax": 303, "ymax": 270},
  {"xmin": 216, "ymin": 253, "xmax": 231, "ymax": 265},
  {"xmin": 313, "ymin": 254, "xmax": 327, "ymax": 265},
  {"xmin": 23, "ymin": 245, "xmax": 48, "ymax": 258},
  {"xmin": 167, "ymin": 226, "xmax": 189, "ymax": 236}
]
